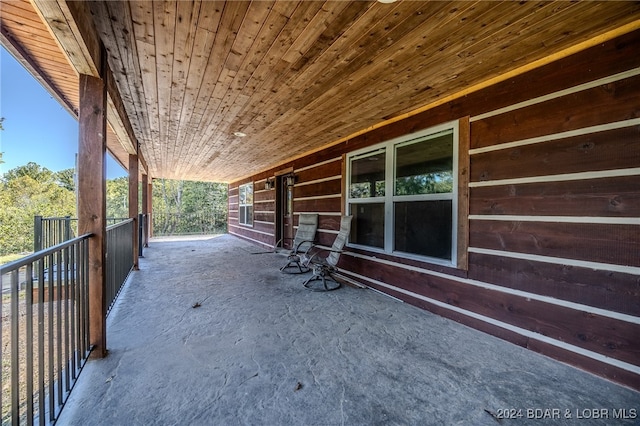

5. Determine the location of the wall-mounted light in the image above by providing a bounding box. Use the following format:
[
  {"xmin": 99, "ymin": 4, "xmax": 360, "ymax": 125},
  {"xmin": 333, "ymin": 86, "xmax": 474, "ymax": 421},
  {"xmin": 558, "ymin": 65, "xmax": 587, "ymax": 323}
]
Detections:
[
  {"xmin": 285, "ymin": 175, "xmax": 296, "ymax": 187},
  {"xmin": 265, "ymin": 178, "xmax": 275, "ymax": 190}
]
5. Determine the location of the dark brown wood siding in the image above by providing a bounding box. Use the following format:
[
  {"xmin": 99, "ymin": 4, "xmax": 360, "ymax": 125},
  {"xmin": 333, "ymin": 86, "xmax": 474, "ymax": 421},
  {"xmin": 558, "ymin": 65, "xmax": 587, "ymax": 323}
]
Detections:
[{"xmin": 229, "ymin": 30, "xmax": 640, "ymax": 390}]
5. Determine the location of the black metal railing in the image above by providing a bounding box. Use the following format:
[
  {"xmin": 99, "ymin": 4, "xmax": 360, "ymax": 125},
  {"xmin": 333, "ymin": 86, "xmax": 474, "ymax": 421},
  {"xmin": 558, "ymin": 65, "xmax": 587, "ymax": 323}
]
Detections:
[
  {"xmin": 1, "ymin": 217, "xmax": 137, "ymax": 424},
  {"xmin": 152, "ymin": 211, "xmax": 227, "ymax": 236},
  {"xmin": 34, "ymin": 216, "xmax": 129, "ymax": 253},
  {"xmin": 0, "ymin": 235, "xmax": 92, "ymax": 425},
  {"xmin": 105, "ymin": 219, "xmax": 134, "ymax": 316},
  {"xmin": 33, "ymin": 216, "xmax": 77, "ymax": 253},
  {"xmin": 138, "ymin": 214, "xmax": 148, "ymax": 257}
]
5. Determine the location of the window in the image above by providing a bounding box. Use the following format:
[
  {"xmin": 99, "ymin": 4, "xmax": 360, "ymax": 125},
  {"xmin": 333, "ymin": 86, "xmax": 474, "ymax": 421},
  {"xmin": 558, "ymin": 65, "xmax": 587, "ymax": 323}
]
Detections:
[
  {"xmin": 346, "ymin": 121, "xmax": 459, "ymax": 266},
  {"xmin": 238, "ymin": 183, "xmax": 253, "ymax": 226}
]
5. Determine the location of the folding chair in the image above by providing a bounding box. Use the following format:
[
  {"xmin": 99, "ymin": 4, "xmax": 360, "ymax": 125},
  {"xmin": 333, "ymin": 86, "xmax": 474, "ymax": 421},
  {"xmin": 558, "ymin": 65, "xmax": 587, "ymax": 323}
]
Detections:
[
  {"xmin": 279, "ymin": 213, "xmax": 318, "ymax": 274},
  {"xmin": 301, "ymin": 215, "xmax": 352, "ymax": 291}
]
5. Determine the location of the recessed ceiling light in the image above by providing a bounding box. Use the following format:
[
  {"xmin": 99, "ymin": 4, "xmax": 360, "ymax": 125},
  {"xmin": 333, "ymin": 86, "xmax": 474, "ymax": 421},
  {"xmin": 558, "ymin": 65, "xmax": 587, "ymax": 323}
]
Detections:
[{"xmin": 233, "ymin": 131, "xmax": 247, "ymax": 137}]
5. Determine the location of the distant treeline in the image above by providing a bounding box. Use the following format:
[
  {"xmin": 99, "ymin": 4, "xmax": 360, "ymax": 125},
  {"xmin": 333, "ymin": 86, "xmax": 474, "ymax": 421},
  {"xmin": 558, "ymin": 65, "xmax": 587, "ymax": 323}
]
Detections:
[{"xmin": 0, "ymin": 162, "xmax": 228, "ymax": 256}]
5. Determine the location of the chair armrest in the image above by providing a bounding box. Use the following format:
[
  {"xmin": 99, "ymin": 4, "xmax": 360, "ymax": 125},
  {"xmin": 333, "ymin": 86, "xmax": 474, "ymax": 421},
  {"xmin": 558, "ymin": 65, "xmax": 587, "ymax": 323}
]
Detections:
[
  {"xmin": 293, "ymin": 239, "xmax": 316, "ymax": 253},
  {"xmin": 301, "ymin": 244, "xmax": 343, "ymax": 265}
]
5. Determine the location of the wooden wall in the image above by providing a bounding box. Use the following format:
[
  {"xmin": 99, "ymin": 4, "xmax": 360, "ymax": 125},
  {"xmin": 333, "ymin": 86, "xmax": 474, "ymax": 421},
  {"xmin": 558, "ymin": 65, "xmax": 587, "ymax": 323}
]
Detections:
[{"xmin": 229, "ymin": 30, "xmax": 640, "ymax": 389}]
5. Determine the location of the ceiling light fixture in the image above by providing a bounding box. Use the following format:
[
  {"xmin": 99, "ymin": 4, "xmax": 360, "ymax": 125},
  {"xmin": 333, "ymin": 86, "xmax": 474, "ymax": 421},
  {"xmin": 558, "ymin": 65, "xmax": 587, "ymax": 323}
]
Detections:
[
  {"xmin": 377, "ymin": 0, "xmax": 397, "ymax": 3},
  {"xmin": 233, "ymin": 131, "xmax": 247, "ymax": 137}
]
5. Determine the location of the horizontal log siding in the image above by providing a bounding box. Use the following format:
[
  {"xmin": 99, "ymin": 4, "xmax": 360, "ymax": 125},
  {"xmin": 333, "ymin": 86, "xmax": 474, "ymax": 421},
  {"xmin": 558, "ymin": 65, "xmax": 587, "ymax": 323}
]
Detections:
[
  {"xmin": 470, "ymin": 221, "xmax": 639, "ymax": 267},
  {"xmin": 464, "ymin": 31, "xmax": 640, "ymax": 387},
  {"xmin": 471, "ymin": 125, "xmax": 640, "ymax": 182},
  {"xmin": 468, "ymin": 252, "xmax": 640, "ymax": 316},
  {"xmin": 470, "ymin": 74, "xmax": 640, "ymax": 150},
  {"xmin": 228, "ymin": 179, "xmax": 275, "ymax": 248},
  {"xmin": 470, "ymin": 176, "xmax": 640, "ymax": 217},
  {"xmin": 227, "ymin": 30, "xmax": 640, "ymax": 389}
]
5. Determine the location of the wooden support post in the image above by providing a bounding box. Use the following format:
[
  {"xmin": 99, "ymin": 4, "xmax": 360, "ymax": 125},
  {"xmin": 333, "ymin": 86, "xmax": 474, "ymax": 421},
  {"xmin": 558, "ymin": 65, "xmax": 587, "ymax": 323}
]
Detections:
[
  {"xmin": 141, "ymin": 173, "xmax": 149, "ymax": 247},
  {"xmin": 129, "ymin": 154, "xmax": 139, "ymax": 269},
  {"xmin": 77, "ymin": 73, "xmax": 107, "ymax": 358}
]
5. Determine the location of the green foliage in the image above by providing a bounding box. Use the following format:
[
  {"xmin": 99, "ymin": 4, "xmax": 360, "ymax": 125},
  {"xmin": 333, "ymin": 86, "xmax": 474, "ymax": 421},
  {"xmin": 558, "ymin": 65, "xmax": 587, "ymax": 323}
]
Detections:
[
  {"xmin": 1, "ymin": 160, "xmax": 229, "ymax": 256},
  {"xmin": 395, "ymin": 171, "xmax": 453, "ymax": 195},
  {"xmin": 152, "ymin": 179, "xmax": 228, "ymax": 235},
  {"xmin": 106, "ymin": 177, "xmax": 129, "ymax": 219},
  {"xmin": 55, "ymin": 168, "xmax": 76, "ymax": 192},
  {"xmin": 0, "ymin": 163, "xmax": 76, "ymax": 256}
]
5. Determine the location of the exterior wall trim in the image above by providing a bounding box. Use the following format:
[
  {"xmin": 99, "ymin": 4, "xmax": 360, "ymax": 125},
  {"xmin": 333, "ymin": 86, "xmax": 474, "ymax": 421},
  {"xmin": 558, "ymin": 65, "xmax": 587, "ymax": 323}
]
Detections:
[
  {"xmin": 471, "ymin": 67, "xmax": 640, "ymax": 122},
  {"xmin": 467, "ymin": 247, "xmax": 640, "ymax": 276},
  {"xmin": 469, "ymin": 167, "xmax": 640, "ymax": 187},
  {"xmin": 469, "ymin": 215, "xmax": 640, "ymax": 225},
  {"xmin": 469, "ymin": 118, "xmax": 640, "ymax": 155},
  {"xmin": 345, "ymin": 250, "xmax": 640, "ymax": 324}
]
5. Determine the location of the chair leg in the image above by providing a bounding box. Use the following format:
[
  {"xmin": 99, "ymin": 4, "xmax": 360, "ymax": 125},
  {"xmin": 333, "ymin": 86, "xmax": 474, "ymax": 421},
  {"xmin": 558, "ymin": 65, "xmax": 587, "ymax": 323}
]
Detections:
[
  {"xmin": 303, "ymin": 270, "xmax": 340, "ymax": 291},
  {"xmin": 281, "ymin": 258, "xmax": 310, "ymax": 274}
]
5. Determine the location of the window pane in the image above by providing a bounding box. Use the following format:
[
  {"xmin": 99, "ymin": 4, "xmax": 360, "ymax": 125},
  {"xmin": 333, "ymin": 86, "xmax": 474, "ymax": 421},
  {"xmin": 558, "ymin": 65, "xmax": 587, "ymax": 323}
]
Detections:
[
  {"xmin": 245, "ymin": 184, "xmax": 253, "ymax": 204},
  {"xmin": 239, "ymin": 186, "xmax": 246, "ymax": 204},
  {"xmin": 395, "ymin": 131, "xmax": 453, "ymax": 195},
  {"xmin": 239, "ymin": 206, "xmax": 246, "ymax": 224},
  {"xmin": 246, "ymin": 205, "xmax": 253, "ymax": 226},
  {"xmin": 350, "ymin": 203, "xmax": 384, "ymax": 248},
  {"xmin": 394, "ymin": 200, "xmax": 452, "ymax": 260},
  {"xmin": 350, "ymin": 150, "xmax": 385, "ymax": 198}
]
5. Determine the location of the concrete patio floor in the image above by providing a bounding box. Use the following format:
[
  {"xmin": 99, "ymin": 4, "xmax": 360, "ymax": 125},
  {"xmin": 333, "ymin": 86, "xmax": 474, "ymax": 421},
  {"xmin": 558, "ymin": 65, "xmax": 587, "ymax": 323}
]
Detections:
[{"xmin": 58, "ymin": 234, "xmax": 638, "ymax": 425}]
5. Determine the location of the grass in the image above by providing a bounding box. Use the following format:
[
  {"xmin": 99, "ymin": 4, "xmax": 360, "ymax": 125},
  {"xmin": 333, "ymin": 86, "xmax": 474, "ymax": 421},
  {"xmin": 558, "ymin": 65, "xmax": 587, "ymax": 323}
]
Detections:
[{"xmin": 0, "ymin": 254, "xmax": 30, "ymax": 266}]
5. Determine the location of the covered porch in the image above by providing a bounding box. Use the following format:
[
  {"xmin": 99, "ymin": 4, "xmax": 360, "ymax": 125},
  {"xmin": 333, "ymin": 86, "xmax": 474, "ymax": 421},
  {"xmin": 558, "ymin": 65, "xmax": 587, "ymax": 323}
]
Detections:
[{"xmin": 58, "ymin": 235, "xmax": 638, "ymax": 425}]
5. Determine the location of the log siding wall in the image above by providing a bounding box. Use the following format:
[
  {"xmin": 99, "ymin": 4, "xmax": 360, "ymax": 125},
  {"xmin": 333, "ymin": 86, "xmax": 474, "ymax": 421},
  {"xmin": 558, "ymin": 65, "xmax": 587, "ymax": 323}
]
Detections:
[{"xmin": 229, "ymin": 30, "xmax": 640, "ymax": 389}]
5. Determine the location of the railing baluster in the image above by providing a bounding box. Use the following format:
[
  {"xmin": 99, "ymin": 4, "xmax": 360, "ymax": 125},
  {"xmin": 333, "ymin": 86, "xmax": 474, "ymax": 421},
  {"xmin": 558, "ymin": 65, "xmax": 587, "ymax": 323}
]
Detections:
[
  {"xmin": 11, "ymin": 269, "xmax": 20, "ymax": 425},
  {"xmin": 47, "ymin": 252, "xmax": 54, "ymax": 422},
  {"xmin": 78, "ymin": 241, "xmax": 85, "ymax": 358},
  {"xmin": 55, "ymin": 250, "xmax": 62, "ymax": 418},
  {"xmin": 63, "ymin": 244, "xmax": 70, "ymax": 394},
  {"xmin": 26, "ymin": 264, "xmax": 34, "ymax": 426},
  {"xmin": 37, "ymin": 258, "xmax": 45, "ymax": 426},
  {"xmin": 69, "ymin": 244, "xmax": 77, "ymax": 381}
]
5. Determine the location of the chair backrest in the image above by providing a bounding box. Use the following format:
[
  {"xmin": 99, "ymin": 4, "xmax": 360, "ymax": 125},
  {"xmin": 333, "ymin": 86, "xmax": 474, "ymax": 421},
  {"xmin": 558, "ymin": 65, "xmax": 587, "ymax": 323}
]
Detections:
[
  {"xmin": 327, "ymin": 215, "xmax": 352, "ymax": 267},
  {"xmin": 293, "ymin": 213, "xmax": 318, "ymax": 252}
]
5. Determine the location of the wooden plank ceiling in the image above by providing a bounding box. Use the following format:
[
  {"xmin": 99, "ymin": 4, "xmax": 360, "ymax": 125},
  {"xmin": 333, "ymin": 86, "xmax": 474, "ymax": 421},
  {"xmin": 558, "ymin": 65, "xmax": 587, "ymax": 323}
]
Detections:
[{"xmin": 2, "ymin": 1, "xmax": 640, "ymax": 182}]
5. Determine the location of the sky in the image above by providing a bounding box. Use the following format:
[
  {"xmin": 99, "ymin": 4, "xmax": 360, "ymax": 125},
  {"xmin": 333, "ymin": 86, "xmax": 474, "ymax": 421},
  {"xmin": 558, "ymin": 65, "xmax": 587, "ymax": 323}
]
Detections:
[{"xmin": 0, "ymin": 46, "xmax": 127, "ymax": 179}]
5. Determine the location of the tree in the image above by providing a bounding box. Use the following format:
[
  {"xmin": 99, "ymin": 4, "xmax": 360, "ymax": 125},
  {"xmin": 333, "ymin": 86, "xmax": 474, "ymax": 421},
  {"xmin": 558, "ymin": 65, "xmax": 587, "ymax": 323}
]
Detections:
[
  {"xmin": 55, "ymin": 168, "xmax": 76, "ymax": 192},
  {"xmin": 2, "ymin": 162, "xmax": 54, "ymax": 184},
  {"xmin": 0, "ymin": 163, "xmax": 76, "ymax": 255},
  {"xmin": 106, "ymin": 177, "xmax": 129, "ymax": 219},
  {"xmin": 152, "ymin": 179, "xmax": 227, "ymax": 235}
]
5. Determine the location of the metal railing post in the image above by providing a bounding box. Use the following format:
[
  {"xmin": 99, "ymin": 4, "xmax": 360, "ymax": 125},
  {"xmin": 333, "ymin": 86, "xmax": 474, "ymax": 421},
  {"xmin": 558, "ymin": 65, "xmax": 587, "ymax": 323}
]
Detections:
[
  {"xmin": 34, "ymin": 215, "xmax": 43, "ymax": 252},
  {"xmin": 138, "ymin": 214, "xmax": 145, "ymax": 257},
  {"xmin": 64, "ymin": 215, "xmax": 71, "ymax": 241}
]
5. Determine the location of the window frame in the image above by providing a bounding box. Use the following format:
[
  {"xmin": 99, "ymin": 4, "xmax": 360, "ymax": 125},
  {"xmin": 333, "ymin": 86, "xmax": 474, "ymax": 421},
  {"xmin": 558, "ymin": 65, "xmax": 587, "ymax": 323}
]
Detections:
[
  {"xmin": 238, "ymin": 182, "xmax": 254, "ymax": 227},
  {"xmin": 346, "ymin": 120, "xmax": 460, "ymax": 267}
]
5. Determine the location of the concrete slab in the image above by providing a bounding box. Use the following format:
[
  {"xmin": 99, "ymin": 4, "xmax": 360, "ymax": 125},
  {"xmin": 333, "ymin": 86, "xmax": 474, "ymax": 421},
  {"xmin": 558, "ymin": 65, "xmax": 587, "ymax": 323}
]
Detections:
[{"xmin": 58, "ymin": 234, "xmax": 638, "ymax": 425}]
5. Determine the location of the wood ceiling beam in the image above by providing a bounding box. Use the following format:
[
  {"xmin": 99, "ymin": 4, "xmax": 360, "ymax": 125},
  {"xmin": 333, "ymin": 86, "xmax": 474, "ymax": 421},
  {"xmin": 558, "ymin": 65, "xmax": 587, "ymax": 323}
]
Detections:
[
  {"xmin": 31, "ymin": 0, "xmax": 141, "ymax": 174},
  {"xmin": 30, "ymin": 0, "xmax": 101, "ymax": 76},
  {"xmin": 106, "ymin": 69, "xmax": 138, "ymax": 157}
]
